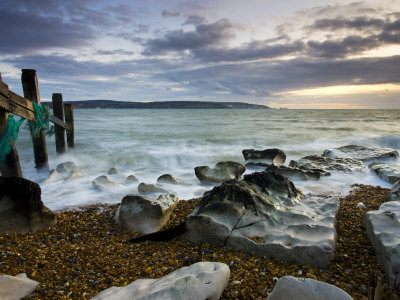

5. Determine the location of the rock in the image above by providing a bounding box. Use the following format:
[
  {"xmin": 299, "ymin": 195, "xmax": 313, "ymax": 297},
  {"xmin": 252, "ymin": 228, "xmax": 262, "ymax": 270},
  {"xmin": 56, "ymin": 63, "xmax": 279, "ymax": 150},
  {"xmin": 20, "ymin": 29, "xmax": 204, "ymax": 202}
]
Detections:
[
  {"xmin": 357, "ymin": 202, "xmax": 367, "ymax": 209},
  {"xmin": 92, "ymin": 175, "xmax": 121, "ymax": 190},
  {"xmin": 184, "ymin": 170, "xmax": 339, "ymax": 268},
  {"xmin": 43, "ymin": 169, "xmax": 61, "ymax": 183},
  {"xmin": 293, "ymin": 155, "xmax": 364, "ymax": 173},
  {"xmin": 323, "ymin": 145, "xmax": 399, "ymax": 162},
  {"xmin": 157, "ymin": 174, "xmax": 184, "ymax": 185},
  {"xmin": 288, "ymin": 160, "xmax": 331, "ymax": 177},
  {"xmin": 242, "ymin": 148, "xmax": 286, "ymax": 167},
  {"xmin": 267, "ymin": 276, "xmax": 353, "ymax": 300},
  {"xmin": 125, "ymin": 175, "xmax": 138, "ymax": 183},
  {"xmin": 266, "ymin": 165, "xmax": 321, "ymax": 180},
  {"xmin": 91, "ymin": 262, "xmax": 230, "ymax": 300},
  {"xmin": 0, "ymin": 176, "xmax": 56, "ymax": 234},
  {"xmin": 389, "ymin": 181, "xmax": 400, "ymax": 201},
  {"xmin": 194, "ymin": 161, "xmax": 245, "ymax": 183},
  {"xmin": 108, "ymin": 168, "xmax": 119, "ymax": 175},
  {"xmin": 0, "ymin": 273, "xmax": 39, "ymax": 300},
  {"xmin": 365, "ymin": 201, "xmax": 400, "ymax": 287},
  {"xmin": 115, "ymin": 194, "xmax": 178, "ymax": 234},
  {"xmin": 56, "ymin": 161, "xmax": 80, "ymax": 174},
  {"xmin": 369, "ymin": 162, "xmax": 400, "ymax": 184},
  {"xmin": 138, "ymin": 183, "xmax": 169, "ymax": 194}
]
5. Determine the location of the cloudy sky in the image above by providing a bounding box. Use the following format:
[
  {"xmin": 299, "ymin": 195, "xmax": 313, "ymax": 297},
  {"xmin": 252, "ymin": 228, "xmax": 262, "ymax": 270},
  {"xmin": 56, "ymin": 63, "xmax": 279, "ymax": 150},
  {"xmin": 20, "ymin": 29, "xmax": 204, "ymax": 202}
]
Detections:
[{"xmin": 1, "ymin": 0, "xmax": 400, "ymax": 108}]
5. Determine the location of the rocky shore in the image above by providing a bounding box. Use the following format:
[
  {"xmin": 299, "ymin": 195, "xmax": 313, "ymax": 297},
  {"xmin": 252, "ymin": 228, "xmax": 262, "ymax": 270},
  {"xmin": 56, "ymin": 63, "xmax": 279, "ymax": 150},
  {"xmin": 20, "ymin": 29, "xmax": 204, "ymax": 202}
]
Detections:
[{"xmin": 0, "ymin": 184, "xmax": 392, "ymax": 299}]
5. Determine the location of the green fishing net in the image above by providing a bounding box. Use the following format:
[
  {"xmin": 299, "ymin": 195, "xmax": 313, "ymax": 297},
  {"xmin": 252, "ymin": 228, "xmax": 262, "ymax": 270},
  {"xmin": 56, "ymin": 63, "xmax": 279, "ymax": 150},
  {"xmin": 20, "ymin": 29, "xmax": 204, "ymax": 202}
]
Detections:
[
  {"xmin": 28, "ymin": 102, "xmax": 54, "ymax": 137},
  {"xmin": 0, "ymin": 103, "xmax": 54, "ymax": 164},
  {"xmin": 0, "ymin": 115, "xmax": 25, "ymax": 163}
]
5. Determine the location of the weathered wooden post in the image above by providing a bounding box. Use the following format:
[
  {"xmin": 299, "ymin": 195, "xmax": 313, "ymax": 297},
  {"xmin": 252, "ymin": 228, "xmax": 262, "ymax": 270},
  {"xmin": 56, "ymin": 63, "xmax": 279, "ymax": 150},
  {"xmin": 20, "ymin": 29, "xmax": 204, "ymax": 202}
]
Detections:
[
  {"xmin": 52, "ymin": 93, "xmax": 66, "ymax": 153},
  {"xmin": 0, "ymin": 72, "xmax": 22, "ymax": 177},
  {"xmin": 21, "ymin": 69, "xmax": 49, "ymax": 170},
  {"xmin": 64, "ymin": 103, "xmax": 74, "ymax": 148}
]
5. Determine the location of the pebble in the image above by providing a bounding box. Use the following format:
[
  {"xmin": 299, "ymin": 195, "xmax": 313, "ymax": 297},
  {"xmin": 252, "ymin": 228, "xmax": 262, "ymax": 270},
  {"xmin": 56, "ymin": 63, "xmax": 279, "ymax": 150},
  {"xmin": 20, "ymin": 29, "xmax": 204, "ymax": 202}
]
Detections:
[{"xmin": 0, "ymin": 186, "xmax": 392, "ymax": 299}]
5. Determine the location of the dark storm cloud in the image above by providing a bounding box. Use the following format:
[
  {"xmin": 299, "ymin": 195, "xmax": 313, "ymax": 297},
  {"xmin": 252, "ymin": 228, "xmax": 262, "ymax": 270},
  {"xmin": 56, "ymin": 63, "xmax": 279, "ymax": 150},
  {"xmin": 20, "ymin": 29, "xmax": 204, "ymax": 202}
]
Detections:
[
  {"xmin": 143, "ymin": 19, "xmax": 234, "ymax": 55},
  {"xmin": 307, "ymin": 17, "xmax": 385, "ymax": 30},
  {"xmin": 161, "ymin": 10, "xmax": 181, "ymax": 18}
]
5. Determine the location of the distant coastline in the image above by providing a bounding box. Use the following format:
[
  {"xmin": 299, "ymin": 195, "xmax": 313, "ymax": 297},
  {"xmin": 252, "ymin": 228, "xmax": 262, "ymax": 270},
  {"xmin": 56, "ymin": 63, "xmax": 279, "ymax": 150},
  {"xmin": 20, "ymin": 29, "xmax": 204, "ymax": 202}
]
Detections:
[{"xmin": 42, "ymin": 100, "xmax": 272, "ymax": 109}]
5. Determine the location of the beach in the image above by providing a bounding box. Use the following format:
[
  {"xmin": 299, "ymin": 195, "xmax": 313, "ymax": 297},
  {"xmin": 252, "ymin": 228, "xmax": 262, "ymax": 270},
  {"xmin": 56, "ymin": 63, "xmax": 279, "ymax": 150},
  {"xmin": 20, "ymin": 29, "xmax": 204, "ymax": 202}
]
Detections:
[{"xmin": 0, "ymin": 184, "xmax": 392, "ymax": 299}]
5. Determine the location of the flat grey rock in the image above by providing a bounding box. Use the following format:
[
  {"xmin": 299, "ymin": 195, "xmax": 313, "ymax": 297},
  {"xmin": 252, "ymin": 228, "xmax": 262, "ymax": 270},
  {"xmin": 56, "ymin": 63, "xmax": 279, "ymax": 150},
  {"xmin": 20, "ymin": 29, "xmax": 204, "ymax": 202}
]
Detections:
[
  {"xmin": 267, "ymin": 276, "xmax": 353, "ymax": 300},
  {"xmin": 184, "ymin": 171, "xmax": 339, "ymax": 268},
  {"xmin": 369, "ymin": 163, "xmax": 400, "ymax": 184},
  {"xmin": 138, "ymin": 183, "xmax": 169, "ymax": 194},
  {"xmin": 389, "ymin": 181, "xmax": 400, "ymax": 201},
  {"xmin": 195, "ymin": 161, "xmax": 245, "ymax": 183},
  {"xmin": 323, "ymin": 145, "xmax": 399, "ymax": 162},
  {"xmin": 364, "ymin": 200, "xmax": 400, "ymax": 287},
  {"xmin": 293, "ymin": 155, "xmax": 364, "ymax": 173},
  {"xmin": 242, "ymin": 148, "xmax": 286, "ymax": 167},
  {"xmin": 115, "ymin": 194, "xmax": 178, "ymax": 234},
  {"xmin": 91, "ymin": 262, "xmax": 230, "ymax": 300},
  {"xmin": 0, "ymin": 273, "xmax": 39, "ymax": 300}
]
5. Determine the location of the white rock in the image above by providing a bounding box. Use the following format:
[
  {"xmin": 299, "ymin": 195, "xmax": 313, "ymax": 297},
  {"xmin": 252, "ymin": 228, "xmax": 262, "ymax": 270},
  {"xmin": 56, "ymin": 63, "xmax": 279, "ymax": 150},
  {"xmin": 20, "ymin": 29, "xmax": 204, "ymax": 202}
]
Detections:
[
  {"xmin": 0, "ymin": 273, "xmax": 39, "ymax": 300},
  {"xmin": 116, "ymin": 194, "xmax": 178, "ymax": 234},
  {"xmin": 389, "ymin": 181, "xmax": 400, "ymax": 201},
  {"xmin": 267, "ymin": 276, "xmax": 353, "ymax": 300},
  {"xmin": 364, "ymin": 200, "xmax": 400, "ymax": 287},
  {"xmin": 91, "ymin": 262, "xmax": 230, "ymax": 300},
  {"xmin": 369, "ymin": 162, "xmax": 400, "ymax": 184},
  {"xmin": 43, "ymin": 169, "xmax": 62, "ymax": 183},
  {"xmin": 357, "ymin": 202, "xmax": 367, "ymax": 209}
]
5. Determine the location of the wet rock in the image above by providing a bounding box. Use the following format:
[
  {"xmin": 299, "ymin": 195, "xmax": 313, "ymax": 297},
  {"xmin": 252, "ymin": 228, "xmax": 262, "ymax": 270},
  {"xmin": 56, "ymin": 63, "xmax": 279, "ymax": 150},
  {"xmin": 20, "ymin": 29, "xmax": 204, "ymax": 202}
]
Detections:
[
  {"xmin": 45, "ymin": 162, "xmax": 83, "ymax": 182},
  {"xmin": 92, "ymin": 175, "xmax": 122, "ymax": 190},
  {"xmin": 0, "ymin": 273, "xmax": 39, "ymax": 300},
  {"xmin": 115, "ymin": 194, "xmax": 178, "ymax": 234},
  {"xmin": 369, "ymin": 162, "xmax": 400, "ymax": 184},
  {"xmin": 242, "ymin": 148, "xmax": 286, "ymax": 167},
  {"xmin": 157, "ymin": 174, "xmax": 189, "ymax": 185},
  {"xmin": 194, "ymin": 161, "xmax": 245, "ymax": 183},
  {"xmin": 56, "ymin": 161, "xmax": 80, "ymax": 174},
  {"xmin": 293, "ymin": 155, "xmax": 364, "ymax": 173},
  {"xmin": 389, "ymin": 181, "xmax": 400, "ymax": 201},
  {"xmin": 125, "ymin": 175, "xmax": 138, "ymax": 183},
  {"xmin": 184, "ymin": 170, "xmax": 339, "ymax": 268},
  {"xmin": 108, "ymin": 168, "xmax": 119, "ymax": 175},
  {"xmin": 138, "ymin": 183, "xmax": 169, "ymax": 195},
  {"xmin": 365, "ymin": 200, "xmax": 400, "ymax": 287},
  {"xmin": 266, "ymin": 165, "xmax": 321, "ymax": 180},
  {"xmin": 43, "ymin": 169, "xmax": 62, "ymax": 183},
  {"xmin": 268, "ymin": 276, "xmax": 353, "ymax": 300},
  {"xmin": 0, "ymin": 176, "xmax": 56, "ymax": 234},
  {"xmin": 91, "ymin": 262, "xmax": 230, "ymax": 300},
  {"xmin": 288, "ymin": 160, "xmax": 330, "ymax": 177},
  {"xmin": 323, "ymin": 145, "xmax": 399, "ymax": 162}
]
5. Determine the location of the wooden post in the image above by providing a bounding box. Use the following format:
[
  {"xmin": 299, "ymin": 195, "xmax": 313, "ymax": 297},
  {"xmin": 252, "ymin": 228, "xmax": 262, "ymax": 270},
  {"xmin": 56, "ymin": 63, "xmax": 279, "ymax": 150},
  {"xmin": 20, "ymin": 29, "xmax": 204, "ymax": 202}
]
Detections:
[
  {"xmin": 0, "ymin": 72, "xmax": 22, "ymax": 177},
  {"xmin": 21, "ymin": 69, "xmax": 48, "ymax": 171},
  {"xmin": 64, "ymin": 104, "xmax": 74, "ymax": 148},
  {"xmin": 52, "ymin": 93, "xmax": 66, "ymax": 153}
]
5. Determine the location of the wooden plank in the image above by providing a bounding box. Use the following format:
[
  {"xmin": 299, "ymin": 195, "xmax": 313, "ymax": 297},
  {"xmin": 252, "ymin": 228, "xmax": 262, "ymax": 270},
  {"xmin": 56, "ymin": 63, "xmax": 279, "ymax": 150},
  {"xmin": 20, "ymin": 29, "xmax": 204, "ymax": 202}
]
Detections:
[
  {"xmin": 9, "ymin": 90, "xmax": 35, "ymax": 112},
  {"xmin": 52, "ymin": 93, "xmax": 66, "ymax": 154},
  {"xmin": 64, "ymin": 103, "xmax": 74, "ymax": 147},
  {"xmin": 0, "ymin": 72, "xmax": 22, "ymax": 177},
  {"xmin": 0, "ymin": 94, "xmax": 10, "ymax": 111},
  {"xmin": 21, "ymin": 69, "xmax": 48, "ymax": 170},
  {"xmin": 50, "ymin": 115, "xmax": 69, "ymax": 130}
]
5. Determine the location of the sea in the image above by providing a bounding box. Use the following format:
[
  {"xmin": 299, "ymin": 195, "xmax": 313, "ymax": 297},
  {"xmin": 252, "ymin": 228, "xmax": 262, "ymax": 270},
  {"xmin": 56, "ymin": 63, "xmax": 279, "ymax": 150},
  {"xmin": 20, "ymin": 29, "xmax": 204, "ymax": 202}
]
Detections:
[{"xmin": 13, "ymin": 109, "xmax": 400, "ymax": 210}]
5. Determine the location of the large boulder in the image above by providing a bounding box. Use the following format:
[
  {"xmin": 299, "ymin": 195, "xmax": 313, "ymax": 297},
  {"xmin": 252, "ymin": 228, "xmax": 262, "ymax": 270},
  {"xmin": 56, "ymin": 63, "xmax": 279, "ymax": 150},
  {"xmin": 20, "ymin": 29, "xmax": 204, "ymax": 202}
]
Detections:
[
  {"xmin": 267, "ymin": 276, "xmax": 353, "ymax": 300},
  {"xmin": 92, "ymin": 175, "xmax": 122, "ymax": 190},
  {"xmin": 184, "ymin": 170, "xmax": 339, "ymax": 268},
  {"xmin": 291, "ymin": 155, "xmax": 364, "ymax": 173},
  {"xmin": 115, "ymin": 194, "xmax": 178, "ymax": 234},
  {"xmin": 323, "ymin": 145, "xmax": 399, "ymax": 162},
  {"xmin": 0, "ymin": 273, "xmax": 39, "ymax": 300},
  {"xmin": 369, "ymin": 162, "xmax": 400, "ymax": 184},
  {"xmin": 365, "ymin": 201, "xmax": 400, "ymax": 287},
  {"xmin": 389, "ymin": 181, "xmax": 400, "ymax": 201},
  {"xmin": 242, "ymin": 148, "xmax": 286, "ymax": 167},
  {"xmin": 195, "ymin": 161, "xmax": 245, "ymax": 183},
  {"xmin": 0, "ymin": 176, "xmax": 56, "ymax": 234},
  {"xmin": 91, "ymin": 262, "xmax": 230, "ymax": 300}
]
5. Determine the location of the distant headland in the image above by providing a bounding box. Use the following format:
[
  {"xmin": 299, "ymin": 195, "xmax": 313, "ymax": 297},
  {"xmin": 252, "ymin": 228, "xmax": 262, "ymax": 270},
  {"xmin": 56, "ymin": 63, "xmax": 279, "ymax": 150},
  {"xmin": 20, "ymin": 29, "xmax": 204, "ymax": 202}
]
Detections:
[{"xmin": 42, "ymin": 100, "xmax": 272, "ymax": 109}]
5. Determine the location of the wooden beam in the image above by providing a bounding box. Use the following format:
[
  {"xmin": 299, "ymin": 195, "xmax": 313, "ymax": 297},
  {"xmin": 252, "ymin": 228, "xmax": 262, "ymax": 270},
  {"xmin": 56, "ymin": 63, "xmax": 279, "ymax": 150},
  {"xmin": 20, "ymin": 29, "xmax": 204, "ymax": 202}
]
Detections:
[
  {"xmin": 21, "ymin": 69, "xmax": 48, "ymax": 171},
  {"xmin": 50, "ymin": 115, "xmax": 69, "ymax": 131},
  {"xmin": 52, "ymin": 93, "xmax": 66, "ymax": 153},
  {"xmin": 64, "ymin": 103, "xmax": 74, "ymax": 148},
  {"xmin": 0, "ymin": 72, "xmax": 22, "ymax": 177}
]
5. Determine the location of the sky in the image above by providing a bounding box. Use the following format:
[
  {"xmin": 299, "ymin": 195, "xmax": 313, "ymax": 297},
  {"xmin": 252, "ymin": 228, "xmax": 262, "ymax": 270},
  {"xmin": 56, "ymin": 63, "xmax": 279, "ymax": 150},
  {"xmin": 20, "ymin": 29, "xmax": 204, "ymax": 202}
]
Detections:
[{"xmin": 1, "ymin": 0, "xmax": 400, "ymax": 109}]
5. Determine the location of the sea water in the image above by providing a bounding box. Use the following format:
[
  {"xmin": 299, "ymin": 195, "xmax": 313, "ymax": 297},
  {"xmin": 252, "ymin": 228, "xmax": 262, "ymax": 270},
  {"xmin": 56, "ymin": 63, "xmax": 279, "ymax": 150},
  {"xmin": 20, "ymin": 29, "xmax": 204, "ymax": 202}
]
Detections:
[{"xmin": 13, "ymin": 109, "xmax": 400, "ymax": 210}]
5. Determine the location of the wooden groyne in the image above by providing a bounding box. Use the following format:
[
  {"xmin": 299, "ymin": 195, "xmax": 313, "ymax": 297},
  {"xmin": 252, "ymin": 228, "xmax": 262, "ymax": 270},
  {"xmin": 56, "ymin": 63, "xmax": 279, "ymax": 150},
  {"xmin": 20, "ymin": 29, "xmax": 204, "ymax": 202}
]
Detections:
[{"xmin": 0, "ymin": 69, "xmax": 74, "ymax": 177}]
